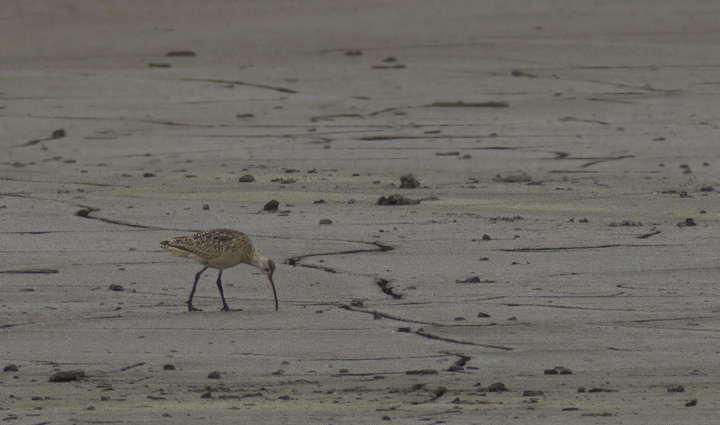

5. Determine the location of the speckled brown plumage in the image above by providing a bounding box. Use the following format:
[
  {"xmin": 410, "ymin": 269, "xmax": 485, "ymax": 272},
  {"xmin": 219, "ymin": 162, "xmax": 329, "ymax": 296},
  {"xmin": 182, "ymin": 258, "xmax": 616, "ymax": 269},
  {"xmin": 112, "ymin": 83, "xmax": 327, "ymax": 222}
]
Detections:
[{"xmin": 160, "ymin": 228, "xmax": 277, "ymax": 312}]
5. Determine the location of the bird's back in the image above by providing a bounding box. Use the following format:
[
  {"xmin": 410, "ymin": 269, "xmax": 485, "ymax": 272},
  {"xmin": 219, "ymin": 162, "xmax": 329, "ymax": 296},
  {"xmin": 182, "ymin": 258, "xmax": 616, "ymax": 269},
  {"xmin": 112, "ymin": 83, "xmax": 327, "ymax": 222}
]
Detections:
[{"xmin": 160, "ymin": 228, "xmax": 257, "ymax": 269}]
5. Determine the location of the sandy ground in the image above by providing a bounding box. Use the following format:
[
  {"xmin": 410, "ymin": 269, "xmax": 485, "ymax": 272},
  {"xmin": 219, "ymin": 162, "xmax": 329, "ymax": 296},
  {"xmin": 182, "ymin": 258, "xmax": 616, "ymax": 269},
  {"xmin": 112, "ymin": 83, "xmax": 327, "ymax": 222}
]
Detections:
[{"xmin": 2, "ymin": 1, "xmax": 720, "ymax": 423}]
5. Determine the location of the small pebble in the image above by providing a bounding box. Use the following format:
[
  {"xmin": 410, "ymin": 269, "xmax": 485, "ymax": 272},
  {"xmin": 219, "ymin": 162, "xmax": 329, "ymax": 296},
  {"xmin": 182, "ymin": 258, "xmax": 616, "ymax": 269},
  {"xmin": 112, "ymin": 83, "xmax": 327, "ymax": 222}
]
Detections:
[{"xmin": 487, "ymin": 382, "xmax": 507, "ymax": 392}]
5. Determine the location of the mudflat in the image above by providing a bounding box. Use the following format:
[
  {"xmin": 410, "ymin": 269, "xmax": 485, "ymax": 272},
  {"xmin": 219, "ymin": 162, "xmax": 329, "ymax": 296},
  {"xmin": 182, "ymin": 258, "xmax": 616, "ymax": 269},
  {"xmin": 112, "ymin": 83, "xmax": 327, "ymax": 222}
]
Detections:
[{"xmin": 1, "ymin": 1, "xmax": 720, "ymax": 423}]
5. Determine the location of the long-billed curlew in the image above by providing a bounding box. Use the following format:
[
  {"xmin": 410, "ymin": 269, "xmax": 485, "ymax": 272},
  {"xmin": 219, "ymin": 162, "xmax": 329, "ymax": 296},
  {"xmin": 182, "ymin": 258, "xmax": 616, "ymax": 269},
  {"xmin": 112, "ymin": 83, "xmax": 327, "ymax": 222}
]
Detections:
[{"xmin": 160, "ymin": 228, "xmax": 277, "ymax": 312}]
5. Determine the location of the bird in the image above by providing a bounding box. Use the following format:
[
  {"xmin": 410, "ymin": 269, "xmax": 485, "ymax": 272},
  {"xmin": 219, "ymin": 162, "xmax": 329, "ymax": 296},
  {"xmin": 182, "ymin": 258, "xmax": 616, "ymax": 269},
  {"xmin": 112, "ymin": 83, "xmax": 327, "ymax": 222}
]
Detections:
[{"xmin": 159, "ymin": 228, "xmax": 277, "ymax": 312}]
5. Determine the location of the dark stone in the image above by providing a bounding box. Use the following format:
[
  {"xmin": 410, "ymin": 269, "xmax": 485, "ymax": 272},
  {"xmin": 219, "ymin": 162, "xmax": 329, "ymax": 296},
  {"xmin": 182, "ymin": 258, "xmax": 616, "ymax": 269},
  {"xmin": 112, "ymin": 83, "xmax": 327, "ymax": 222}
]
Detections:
[
  {"xmin": 49, "ymin": 370, "xmax": 86, "ymax": 382},
  {"xmin": 588, "ymin": 388, "xmax": 615, "ymax": 393},
  {"xmin": 399, "ymin": 174, "xmax": 420, "ymax": 189},
  {"xmin": 678, "ymin": 218, "xmax": 696, "ymax": 227},
  {"xmin": 487, "ymin": 382, "xmax": 507, "ymax": 392},
  {"xmin": 544, "ymin": 366, "xmax": 573, "ymax": 375},
  {"xmin": 493, "ymin": 172, "xmax": 533, "ymax": 183},
  {"xmin": 376, "ymin": 194, "xmax": 420, "ymax": 205},
  {"xmin": 75, "ymin": 208, "xmax": 94, "ymax": 217},
  {"xmin": 263, "ymin": 200, "xmax": 280, "ymax": 211}
]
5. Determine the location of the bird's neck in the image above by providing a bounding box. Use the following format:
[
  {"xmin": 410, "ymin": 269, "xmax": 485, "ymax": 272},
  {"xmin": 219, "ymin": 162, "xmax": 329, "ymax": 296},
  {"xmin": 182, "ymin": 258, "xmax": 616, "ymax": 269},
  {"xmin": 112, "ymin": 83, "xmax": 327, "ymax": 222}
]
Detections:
[{"xmin": 251, "ymin": 256, "xmax": 269, "ymax": 270}]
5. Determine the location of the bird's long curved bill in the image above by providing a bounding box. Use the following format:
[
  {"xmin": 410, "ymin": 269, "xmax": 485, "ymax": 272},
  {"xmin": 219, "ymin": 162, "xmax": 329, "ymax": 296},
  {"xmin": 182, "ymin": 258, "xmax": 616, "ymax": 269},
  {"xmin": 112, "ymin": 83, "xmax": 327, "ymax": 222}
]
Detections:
[{"xmin": 269, "ymin": 276, "xmax": 278, "ymax": 311}]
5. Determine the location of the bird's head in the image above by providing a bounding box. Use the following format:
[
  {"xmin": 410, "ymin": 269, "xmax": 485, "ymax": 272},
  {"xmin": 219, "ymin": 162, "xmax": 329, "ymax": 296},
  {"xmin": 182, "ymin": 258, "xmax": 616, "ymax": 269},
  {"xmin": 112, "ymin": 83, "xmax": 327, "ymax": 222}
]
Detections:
[
  {"xmin": 260, "ymin": 258, "xmax": 275, "ymax": 279},
  {"xmin": 258, "ymin": 257, "xmax": 278, "ymax": 311}
]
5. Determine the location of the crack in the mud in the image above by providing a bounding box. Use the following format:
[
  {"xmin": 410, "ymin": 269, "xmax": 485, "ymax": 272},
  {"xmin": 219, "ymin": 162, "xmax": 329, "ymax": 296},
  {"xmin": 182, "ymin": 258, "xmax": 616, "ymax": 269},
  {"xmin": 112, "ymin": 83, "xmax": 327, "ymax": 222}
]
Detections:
[
  {"xmin": 501, "ymin": 244, "xmax": 667, "ymax": 252},
  {"xmin": 443, "ymin": 352, "xmax": 472, "ymax": 371},
  {"xmin": 119, "ymin": 362, "xmax": 146, "ymax": 372},
  {"xmin": 75, "ymin": 207, "xmax": 156, "ymax": 229},
  {"xmin": 7, "ymin": 192, "xmax": 193, "ymax": 233},
  {"xmin": 0, "ymin": 323, "xmax": 33, "ymax": 329},
  {"xmin": 340, "ymin": 305, "xmax": 445, "ymax": 326},
  {"xmin": 5, "ymin": 194, "xmax": 178, "ymax": 232},
  {"xmin": 0, "ymin": 268, "xmax": 59, "ymax": 274},
  {"xmin": 339, "ymin": 305, "xmax": 513, "ymax": 351},
  {"xmin": 504, "ymin": 303, "xmax": 637, "ymax": 311},
  {"xmin": 580, "ymin": 155, "xmax": 635, "ymax": 168},
  {"xmin": 167, "ymin": 77, "xmax": 298, "ymax": 94},
  {"xmin": 610, "ymin": 315, "xmax": 716, "ymax": 324},
  {"xmin": 341, "ymin": 305, "xmax": 499, "ymax": 328},
  {"xmin": 286, "ymin": 242, "xmax": 394, "ymax": 267},
  {"xmin": 415, "ymin": 329, "xmax": 513, "ymax": 351},
  {"xmin": 286, "ymin": 242, "xmax": 396, "ymax": 297},
  {"xmin": 519, "ymin": 292, "xmax": 625, "ymax": 298},
  {"xmin": 297, "ymin": 264, "xmax": 338, "ymax": 273}
]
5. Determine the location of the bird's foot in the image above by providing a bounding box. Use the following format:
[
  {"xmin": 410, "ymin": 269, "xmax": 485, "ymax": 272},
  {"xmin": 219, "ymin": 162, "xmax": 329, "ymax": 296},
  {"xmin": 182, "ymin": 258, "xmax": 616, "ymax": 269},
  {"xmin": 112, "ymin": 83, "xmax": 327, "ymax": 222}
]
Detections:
[
  {"xmin": 220, "ymin": 304, "xmax": 241, "ymax": 312},
  {"xmin": 187, "ymin": 302, "xmax": 202, "ymax": 312}
]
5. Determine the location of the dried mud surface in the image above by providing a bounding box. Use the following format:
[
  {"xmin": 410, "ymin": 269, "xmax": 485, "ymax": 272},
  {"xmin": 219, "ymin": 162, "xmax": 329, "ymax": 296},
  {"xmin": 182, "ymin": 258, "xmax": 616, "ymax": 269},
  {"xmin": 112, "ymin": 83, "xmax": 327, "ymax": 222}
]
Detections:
[{"xmin": 2, "ymin": 1, "xmax": 720, "ymax": 424}]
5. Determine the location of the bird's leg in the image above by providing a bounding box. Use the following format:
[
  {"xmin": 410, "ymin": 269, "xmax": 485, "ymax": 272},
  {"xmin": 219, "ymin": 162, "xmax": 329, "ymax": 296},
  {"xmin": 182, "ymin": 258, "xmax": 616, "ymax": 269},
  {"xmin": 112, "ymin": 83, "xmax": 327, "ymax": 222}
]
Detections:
[
  {"xmin": 216, "ymin": 270, "xmax": 231, "ymax": 311},
  {"xmin": 187, "ymin": 266, "xmax": 208, "ymax": 312}
]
